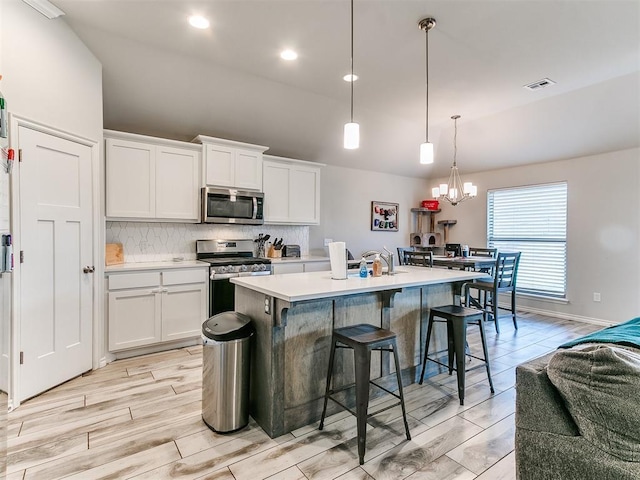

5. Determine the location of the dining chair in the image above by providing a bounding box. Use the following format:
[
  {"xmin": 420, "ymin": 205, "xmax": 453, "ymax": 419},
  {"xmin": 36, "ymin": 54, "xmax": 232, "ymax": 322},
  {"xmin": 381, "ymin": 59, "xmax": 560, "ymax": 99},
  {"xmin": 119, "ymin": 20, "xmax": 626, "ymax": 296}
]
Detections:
[
  {"xmin": 405, "ymin": 250, "xmax": 433, "ymax": 267},
  {"xmin": 468, "ymin": 247, "xmax": 497, "ymax": 276},
  {"xmin": 397, "ymin": 247, "xmax": 414, "ymax": 266},
  {"xmin": 466, "ymin": 251, "xmax": 521, "ymax": 333}
]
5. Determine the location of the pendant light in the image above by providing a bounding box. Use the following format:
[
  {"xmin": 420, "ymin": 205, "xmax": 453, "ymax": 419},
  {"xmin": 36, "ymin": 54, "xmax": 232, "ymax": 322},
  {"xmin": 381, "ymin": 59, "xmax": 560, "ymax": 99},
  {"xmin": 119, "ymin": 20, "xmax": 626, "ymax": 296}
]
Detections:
[
  {"xmin": 418, "ymin": 17, "xmax": 436, "ymax": 164},
  {"xmin": 432, "ymin": 115, "xmax": 477, "ymax": 205},
  {"xmin": 344, "ymin": 0, "xmax": 359, "ymax": 149}
]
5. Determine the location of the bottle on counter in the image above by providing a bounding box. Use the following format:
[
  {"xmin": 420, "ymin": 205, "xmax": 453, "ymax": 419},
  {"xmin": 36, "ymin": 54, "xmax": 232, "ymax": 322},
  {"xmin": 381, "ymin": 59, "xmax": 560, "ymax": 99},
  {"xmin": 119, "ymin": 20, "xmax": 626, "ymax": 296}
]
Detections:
[
  {"xmin": 359, "ymin": 257, "xmax": 368, "ymax": 278},
  {"xmin": 372, "ymin": 254, "xmax": 383, "ymax": 277}
]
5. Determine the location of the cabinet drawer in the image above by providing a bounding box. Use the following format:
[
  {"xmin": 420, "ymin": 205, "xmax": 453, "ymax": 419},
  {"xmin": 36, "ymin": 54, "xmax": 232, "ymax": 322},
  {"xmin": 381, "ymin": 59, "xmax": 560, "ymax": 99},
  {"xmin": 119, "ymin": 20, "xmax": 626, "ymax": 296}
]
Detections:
[
  {"xmin": 163, "ymin": 268, "xmax": 208, "ymax": 286},
  {"xmin": 108, "ymin": 272, "xmax": 161, "ymax": 290}
]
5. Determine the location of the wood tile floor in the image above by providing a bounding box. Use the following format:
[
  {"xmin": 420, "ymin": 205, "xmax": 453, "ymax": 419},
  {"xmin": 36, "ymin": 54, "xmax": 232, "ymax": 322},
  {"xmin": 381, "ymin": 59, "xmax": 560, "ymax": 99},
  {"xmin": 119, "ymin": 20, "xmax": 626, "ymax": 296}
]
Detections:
[{"xmin": 7, "ymin": 312, "xmax": 602, "ymax": 480}]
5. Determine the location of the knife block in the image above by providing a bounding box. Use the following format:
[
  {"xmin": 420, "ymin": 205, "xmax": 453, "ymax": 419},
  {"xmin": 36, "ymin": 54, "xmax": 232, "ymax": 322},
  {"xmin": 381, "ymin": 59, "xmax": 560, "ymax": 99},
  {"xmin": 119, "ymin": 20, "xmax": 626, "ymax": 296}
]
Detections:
[{"xmin": 267, "ymin": 246, "xmax": 282, "ymax": 258}]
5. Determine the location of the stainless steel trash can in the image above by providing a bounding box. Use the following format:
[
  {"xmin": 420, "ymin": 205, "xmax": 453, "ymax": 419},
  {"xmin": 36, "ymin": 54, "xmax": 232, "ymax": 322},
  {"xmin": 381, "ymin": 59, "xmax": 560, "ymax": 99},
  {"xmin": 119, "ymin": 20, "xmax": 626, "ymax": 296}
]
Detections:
[{"xmin": 202, "ymin": 311, "xmax": 255, "ymax": 433}]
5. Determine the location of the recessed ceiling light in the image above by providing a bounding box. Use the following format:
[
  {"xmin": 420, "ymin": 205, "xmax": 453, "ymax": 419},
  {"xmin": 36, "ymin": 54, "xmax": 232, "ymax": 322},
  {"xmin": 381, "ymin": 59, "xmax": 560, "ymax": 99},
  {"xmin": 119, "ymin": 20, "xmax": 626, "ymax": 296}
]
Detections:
[
  {"xmin": 343, "ymin": 74, "xmax": 358, "ymax": 82},
  {"xmin": 188, "ymin": 15, "xmax": 210, "ymax": 29},
  {"xmin": 280, "ymin": 49, "xmax": 298, "ymax": 61}
]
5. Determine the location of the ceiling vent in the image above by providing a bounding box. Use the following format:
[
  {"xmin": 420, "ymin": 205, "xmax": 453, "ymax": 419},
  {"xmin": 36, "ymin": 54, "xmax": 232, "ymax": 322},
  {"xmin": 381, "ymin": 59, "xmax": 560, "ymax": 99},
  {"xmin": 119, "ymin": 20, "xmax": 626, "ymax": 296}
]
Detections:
[{"xmin": 523, "ymin": 78, "xmax": 556, "ymax": 91}]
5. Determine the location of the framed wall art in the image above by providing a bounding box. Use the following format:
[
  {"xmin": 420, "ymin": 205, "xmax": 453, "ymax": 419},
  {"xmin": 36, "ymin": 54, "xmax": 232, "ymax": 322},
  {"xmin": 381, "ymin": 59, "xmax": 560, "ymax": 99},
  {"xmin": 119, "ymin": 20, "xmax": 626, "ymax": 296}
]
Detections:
[{"xmin": 371, "ymin": 201, "xmax": 398, "ymax": 231}]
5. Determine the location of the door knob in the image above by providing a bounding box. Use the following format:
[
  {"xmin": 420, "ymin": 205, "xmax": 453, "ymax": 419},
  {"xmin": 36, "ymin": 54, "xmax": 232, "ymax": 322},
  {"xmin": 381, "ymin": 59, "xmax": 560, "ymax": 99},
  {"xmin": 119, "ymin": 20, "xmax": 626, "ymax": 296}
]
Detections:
[{"xmin": 83, "ymin": 266, "xmax": 95, "ymax": 273}]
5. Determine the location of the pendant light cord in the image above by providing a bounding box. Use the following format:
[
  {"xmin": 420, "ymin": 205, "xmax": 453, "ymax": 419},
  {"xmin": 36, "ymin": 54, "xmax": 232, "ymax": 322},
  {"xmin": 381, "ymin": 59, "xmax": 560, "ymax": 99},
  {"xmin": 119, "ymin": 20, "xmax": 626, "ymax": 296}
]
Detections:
[
  {"xmin": 453, "ymin": 116, "xmax": 457, "ymax": 166},
  {"xmin": 425, "ymin": 24, "xmax": 429, "ymax": 143},
  {"xmin": 350, "ymin": 0, "xmax": 354, "ymax": 123}
]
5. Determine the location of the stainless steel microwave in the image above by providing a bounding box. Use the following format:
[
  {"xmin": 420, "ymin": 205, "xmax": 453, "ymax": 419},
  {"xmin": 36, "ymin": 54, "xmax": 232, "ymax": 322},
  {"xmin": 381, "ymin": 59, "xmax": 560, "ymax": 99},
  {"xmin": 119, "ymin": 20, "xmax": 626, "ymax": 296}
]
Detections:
[{"xmin": 201, "ymin": 187, "xmax": 264, "ymax": 225}]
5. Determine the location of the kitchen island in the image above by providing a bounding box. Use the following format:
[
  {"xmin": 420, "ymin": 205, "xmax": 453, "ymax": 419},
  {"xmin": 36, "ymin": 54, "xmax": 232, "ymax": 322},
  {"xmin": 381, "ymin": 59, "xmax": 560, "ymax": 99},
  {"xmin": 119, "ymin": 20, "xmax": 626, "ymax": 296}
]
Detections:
[{"xmin": 231, "ymin": 266, "xmax": 486, "ymax": 437}]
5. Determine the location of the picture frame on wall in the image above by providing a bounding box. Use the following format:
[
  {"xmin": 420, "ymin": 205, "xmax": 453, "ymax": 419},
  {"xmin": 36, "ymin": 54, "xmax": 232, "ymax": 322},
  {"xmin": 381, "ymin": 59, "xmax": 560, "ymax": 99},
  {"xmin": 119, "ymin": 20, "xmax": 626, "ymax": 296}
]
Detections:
[{"xmin": 371, "ymin": 201, "xmax": 399, "ymax": 231}]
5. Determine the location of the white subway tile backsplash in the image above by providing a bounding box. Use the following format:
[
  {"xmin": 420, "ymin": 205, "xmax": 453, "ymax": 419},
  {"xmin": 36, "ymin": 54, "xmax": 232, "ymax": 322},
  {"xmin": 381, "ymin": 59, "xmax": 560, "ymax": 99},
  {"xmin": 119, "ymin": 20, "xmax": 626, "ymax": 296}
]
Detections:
[{"xmin": 106, "ymin": 222, "xmax": 309, "ymax": 263}]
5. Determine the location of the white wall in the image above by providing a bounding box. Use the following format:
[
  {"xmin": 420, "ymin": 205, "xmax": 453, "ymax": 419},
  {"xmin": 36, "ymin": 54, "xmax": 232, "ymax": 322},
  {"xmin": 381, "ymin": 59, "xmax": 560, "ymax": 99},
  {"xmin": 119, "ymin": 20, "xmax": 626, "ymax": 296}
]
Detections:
[
  {"xmin": 310, "ymin": 164, "xmax": 430, "ymax": 260},
  {"xmin": 430, "ymin": 148, "xmax": 640, "ymax": 323},
  {"xmin": 2, "ymin": 0, "xmax": 103, "ymax": 141}
]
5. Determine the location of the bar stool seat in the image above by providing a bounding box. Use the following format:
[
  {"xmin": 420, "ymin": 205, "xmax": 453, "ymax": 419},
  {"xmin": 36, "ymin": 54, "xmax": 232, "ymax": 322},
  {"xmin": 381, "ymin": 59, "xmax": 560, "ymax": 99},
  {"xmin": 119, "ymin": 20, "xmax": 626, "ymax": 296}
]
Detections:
[
  {"xmin": 319, "ymin": 323, "xmax": 411, "ymax": 465},
  {"xmin": 419, "ymin": 305, "xmax": 495, "ymax": 405}
]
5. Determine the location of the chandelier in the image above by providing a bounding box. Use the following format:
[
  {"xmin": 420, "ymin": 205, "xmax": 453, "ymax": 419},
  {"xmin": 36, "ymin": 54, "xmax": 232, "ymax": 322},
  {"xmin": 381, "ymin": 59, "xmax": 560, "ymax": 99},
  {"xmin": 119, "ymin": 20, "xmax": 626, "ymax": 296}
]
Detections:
[{"xmin": 431, "ymin": 115, "xmax": 477, "ymax": 205}]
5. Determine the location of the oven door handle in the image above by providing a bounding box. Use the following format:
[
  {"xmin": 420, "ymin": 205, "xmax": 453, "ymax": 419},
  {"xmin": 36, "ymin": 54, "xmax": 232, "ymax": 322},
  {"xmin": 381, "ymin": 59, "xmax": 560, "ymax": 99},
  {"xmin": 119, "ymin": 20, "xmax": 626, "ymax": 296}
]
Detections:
[
  {"xmin": 210, "ymin": 272, "xmax": 239, "ymax": 280},
  {"xmin": 238, "ymin": 270, "xmax": 272, "ymax": 277}
]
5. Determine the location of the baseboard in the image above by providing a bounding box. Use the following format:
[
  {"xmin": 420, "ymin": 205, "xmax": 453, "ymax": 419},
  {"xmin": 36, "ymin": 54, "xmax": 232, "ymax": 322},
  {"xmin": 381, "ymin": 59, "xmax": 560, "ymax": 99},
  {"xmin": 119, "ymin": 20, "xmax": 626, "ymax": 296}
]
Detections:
[
  {"xmin": 110, "ymin": 337, "xmax": 202, "ymax": 362},
  {"xmin": 510, "ymin": 303, "xmax": 613, "ymax": 327}
]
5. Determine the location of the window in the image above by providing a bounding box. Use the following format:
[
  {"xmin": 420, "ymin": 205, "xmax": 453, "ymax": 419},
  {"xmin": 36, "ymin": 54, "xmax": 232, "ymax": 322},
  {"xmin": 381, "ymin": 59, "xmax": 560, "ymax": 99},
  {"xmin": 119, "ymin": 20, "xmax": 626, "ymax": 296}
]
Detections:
[{"xmin": 487, "ymin": 182, "xmax": 567, "ymax": 298}]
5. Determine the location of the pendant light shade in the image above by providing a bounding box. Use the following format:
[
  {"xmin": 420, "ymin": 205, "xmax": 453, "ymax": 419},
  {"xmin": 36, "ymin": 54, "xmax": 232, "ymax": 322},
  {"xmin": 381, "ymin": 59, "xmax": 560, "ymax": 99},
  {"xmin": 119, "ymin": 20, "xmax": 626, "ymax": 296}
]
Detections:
[
  {"xmin": 344, "ymin": 0, "xmax": 359, "ymax": 149},
  {"xmin": 344, "ymin": 122, "xmax": 360, "ymax": 149},
  {"xmin": 419, "ymin": 142, "xmax": 434, "ymax": 164},
  {"xmin": 418, "ymin": 17, "xmax": 436, "ymax": 164}
]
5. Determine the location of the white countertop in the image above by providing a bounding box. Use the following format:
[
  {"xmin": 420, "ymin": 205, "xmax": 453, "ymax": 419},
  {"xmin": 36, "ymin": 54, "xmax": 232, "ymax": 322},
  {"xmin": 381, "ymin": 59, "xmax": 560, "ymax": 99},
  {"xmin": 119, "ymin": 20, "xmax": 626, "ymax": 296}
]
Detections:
[
  {"xmin": 105, "ymin": 260, "xmax": 209, "ymax": 273},
  {"xmin": 231, "ymin": 266, "xmax": 486, "ymax": 302},
  {"xmin": 267, "ymin": 255, "xmax": 330, "ymax": 264}
]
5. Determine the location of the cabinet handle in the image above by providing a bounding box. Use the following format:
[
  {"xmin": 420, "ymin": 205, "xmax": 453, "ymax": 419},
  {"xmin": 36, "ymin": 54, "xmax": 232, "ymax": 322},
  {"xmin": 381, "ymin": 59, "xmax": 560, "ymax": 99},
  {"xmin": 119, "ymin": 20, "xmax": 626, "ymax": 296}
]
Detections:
[{"xmin": 83, "ymin": 266, "xmax": 95, "ymax": 274}]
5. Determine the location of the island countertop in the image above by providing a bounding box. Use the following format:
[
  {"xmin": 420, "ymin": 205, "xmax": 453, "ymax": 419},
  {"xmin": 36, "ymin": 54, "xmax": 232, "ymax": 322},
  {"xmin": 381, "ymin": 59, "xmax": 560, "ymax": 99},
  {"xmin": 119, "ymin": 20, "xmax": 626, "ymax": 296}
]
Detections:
[{"xmin": 231, "ymin": 266, "xmax": 486, "ymax": 302}]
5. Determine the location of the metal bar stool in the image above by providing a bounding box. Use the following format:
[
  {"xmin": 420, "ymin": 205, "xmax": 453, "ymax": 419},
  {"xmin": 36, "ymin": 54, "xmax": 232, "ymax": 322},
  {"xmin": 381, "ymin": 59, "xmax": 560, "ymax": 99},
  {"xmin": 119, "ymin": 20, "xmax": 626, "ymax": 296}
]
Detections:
[
  {"xmin": 418, "ymin": 304, "xmax": 495, "ymax": 405},
  {"xmin": 319, "ymin": 323, "xmax": 411, "ymax": 465}
]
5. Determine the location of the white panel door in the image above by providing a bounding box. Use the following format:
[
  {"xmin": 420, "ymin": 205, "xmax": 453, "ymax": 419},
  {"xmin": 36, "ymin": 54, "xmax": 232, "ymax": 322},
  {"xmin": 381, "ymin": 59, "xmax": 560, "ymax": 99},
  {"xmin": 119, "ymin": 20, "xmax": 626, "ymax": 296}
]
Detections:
[
  {"xmin": 19, "ymin": 127, "xmax": 93, "ymax": 401},
  {"xmin": 156, "ymin": 146, "xmax": 200, "ymax": 220},
  {"xmin": 105, "ymin": 138, "xmax": 155, "ymax": 218}
]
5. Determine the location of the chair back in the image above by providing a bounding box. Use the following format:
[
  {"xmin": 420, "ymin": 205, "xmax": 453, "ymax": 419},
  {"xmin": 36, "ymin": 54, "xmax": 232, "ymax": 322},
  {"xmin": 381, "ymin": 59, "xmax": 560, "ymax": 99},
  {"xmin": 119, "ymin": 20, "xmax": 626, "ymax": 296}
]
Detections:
[
  {"xmin": 494, "ymin": 252, "xmax": 521, "ymax": 291},
  {"xmin": 397, "ymin": 247, "xmax": 414, "ymax": 266},
  {"xmin": 405, "ymin": 250, "xmax": 433, "ymax": 267},
  {"xmin": 469, "ymin": 247, "xmax": 497, "ymax": 258}
]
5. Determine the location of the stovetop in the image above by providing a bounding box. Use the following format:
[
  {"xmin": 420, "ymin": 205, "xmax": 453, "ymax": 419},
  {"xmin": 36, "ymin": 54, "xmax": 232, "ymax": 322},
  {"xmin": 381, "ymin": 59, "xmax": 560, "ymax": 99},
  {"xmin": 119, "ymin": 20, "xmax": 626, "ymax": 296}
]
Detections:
[{"xmin": 196, "ymin": 239, "xmax": 271, "ymax": 275}]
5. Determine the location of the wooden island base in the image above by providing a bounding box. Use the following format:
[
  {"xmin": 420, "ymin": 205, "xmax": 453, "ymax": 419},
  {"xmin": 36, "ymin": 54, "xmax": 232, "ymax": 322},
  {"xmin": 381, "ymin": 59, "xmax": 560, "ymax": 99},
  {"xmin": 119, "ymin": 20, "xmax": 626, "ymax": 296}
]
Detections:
[{"xmin": 235, "ymin": 280, "xmax": 464, "ymax": 438}]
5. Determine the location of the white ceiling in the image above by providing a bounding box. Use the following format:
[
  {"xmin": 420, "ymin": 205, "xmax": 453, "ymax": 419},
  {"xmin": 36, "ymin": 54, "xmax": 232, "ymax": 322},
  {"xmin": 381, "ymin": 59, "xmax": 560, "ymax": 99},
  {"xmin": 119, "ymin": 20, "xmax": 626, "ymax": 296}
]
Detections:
[{"xmin": 52, "ymin": 0, "xmax": 640, "ymax": 179}]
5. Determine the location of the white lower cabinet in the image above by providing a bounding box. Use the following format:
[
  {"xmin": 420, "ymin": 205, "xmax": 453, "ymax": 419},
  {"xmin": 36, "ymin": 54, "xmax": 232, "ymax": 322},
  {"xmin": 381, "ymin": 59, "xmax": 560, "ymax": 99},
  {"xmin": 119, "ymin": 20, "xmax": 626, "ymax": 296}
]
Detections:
[
  {"xmin": 107, "ymin": 267, "xmax": 208, "ymax": 351},
  {"xmin": 271, "ymin": 260, "xmax": 331, "ymax": 275}
]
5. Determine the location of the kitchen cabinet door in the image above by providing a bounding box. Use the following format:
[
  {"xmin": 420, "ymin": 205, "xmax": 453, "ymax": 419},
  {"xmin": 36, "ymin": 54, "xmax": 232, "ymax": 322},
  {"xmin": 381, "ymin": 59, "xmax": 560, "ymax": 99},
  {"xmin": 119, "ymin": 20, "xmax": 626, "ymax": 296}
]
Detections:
[
  {"xmin": 263, "ymin": 156, "xmax": 323, "ymax": 225},
  {"xmin": 106, "ymin": 138, "xmax": 155, "ymax": 218},
  {"xmin": 304, "ymin": 261, "xmax": 331, "ymax": 272},
  {"xmin": 263, "ymin": 161, "xmax": 290, "ymax": 222},
  {"xmin": 272, "ymin": 263, "xmax": 304, "ymax": 275},
  {"xmin": 156, "ymin": 145, "xmax": 200, "ymax": 220},
  {"xmin": 108, "ymin": 289, "xmax": 162, "ymax": 351},
  {"xmin": 290, "ymin": 166, "xmax": 320, "ymax": 224},
  {"xmin": 161, "ymin": 282, "xmax": 207, "ymax": 342},
  {"xmin": 205, "ymin": 144, "xmax": 235, "ymax": 187},
  {"xmin": 234, "ymin": 148, "xmax": 263, "ymax": 191}
]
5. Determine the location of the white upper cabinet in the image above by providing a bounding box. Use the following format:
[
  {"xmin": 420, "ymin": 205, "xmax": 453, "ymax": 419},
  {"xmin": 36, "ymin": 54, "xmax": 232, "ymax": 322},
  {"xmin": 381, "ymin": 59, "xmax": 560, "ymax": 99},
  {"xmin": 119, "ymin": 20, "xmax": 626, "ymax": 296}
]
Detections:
[
  {"xmin": 194, "ymin": 135, "xmax": 268, "ymax": 191},
  {"xmin": 263, "ymin": 155, "xmax": 324, "ymax": 225},
  {"xmin": 105, "ymin": 130, "xmax": 201, "ymax": 221}
]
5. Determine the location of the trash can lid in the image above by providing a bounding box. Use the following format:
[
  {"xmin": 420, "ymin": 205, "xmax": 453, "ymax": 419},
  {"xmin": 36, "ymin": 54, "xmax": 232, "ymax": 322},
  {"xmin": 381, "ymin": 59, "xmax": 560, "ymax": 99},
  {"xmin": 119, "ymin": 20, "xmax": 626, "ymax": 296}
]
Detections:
[{"xmin": 202, "ymin": 311, "xmax": 255, "ymax": 341}]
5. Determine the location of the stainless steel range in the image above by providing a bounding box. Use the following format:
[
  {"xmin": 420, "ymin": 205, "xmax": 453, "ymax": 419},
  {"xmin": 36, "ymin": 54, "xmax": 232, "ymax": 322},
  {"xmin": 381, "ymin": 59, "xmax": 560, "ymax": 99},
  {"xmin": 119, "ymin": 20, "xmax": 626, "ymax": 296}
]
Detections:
[{"xmin": 197, "ymin": 239, "xmax": 272, "ymax": 316}]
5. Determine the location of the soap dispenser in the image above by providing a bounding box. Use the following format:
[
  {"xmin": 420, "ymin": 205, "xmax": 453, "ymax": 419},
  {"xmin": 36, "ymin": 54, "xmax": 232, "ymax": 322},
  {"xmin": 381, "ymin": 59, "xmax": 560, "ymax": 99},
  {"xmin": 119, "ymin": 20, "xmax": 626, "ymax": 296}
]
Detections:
[
  {"xmin": 359, "ymin": 257, "xmax": 368, "ymax": 278},
  {"xmin": 372, "ymin": 254, "xmax": 383, "ymax": 277}
]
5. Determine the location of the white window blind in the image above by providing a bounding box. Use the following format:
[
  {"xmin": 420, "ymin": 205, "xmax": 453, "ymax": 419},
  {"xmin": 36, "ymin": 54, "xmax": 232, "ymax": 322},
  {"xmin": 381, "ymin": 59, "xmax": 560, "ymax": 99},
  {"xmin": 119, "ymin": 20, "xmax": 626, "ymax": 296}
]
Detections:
[{"xmin": 487, "ymin": 182, "xmax": 567, "ymax": 298}]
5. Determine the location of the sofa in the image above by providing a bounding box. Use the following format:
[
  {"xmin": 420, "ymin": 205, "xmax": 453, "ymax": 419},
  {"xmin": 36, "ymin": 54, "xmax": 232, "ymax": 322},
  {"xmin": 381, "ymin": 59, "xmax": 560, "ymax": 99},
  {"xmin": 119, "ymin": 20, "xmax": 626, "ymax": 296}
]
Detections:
[{"xmin": 515, "ymin": 318, "xmax": 640, "ymax": 480}]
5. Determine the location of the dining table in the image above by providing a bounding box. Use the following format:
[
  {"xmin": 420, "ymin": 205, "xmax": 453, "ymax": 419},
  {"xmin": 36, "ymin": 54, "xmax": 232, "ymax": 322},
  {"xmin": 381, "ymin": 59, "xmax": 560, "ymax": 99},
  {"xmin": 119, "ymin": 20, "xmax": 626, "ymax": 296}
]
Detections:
[{"xmin": 432, "ymin": 255, "xmax": 497, "ymax": 271}]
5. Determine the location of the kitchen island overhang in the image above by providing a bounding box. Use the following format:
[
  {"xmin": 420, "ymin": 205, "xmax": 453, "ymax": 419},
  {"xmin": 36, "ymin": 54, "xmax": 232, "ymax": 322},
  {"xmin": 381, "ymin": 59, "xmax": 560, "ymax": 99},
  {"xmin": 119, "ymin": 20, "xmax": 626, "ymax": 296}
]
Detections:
[{"xmin": 231, "ymin": 267, "xmax": 487, "ymax": 438}]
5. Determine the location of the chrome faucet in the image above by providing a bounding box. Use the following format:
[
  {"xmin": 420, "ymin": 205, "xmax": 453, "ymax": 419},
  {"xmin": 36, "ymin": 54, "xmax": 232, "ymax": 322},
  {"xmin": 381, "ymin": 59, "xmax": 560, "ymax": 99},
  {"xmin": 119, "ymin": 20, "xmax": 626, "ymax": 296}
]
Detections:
[{"xmin": 361, "ymin": 247, "xmax": 395, "ymax": 275}]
